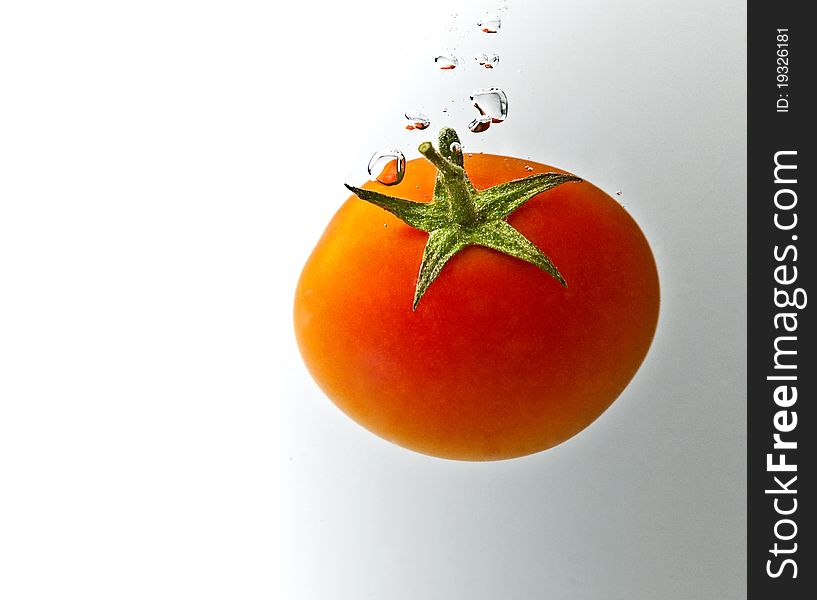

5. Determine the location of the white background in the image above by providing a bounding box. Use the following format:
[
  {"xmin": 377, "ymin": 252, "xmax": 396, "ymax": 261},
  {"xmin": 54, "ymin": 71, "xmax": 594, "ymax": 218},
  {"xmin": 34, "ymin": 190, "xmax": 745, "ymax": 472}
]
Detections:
[{"xmin": 1, "ymin": 1, "xmax": 746, "ymax": 599}]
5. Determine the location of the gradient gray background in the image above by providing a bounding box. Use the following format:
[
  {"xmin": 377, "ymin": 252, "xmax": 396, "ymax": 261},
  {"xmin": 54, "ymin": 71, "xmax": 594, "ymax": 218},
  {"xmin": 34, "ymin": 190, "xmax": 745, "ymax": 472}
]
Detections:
[
  {"xmin": 0, "ymin": 1, "xmax": 743, "ymax": 597},
  {"xmin": 278, "ymin": 1, "xmax": 746, "ymax": 599}
]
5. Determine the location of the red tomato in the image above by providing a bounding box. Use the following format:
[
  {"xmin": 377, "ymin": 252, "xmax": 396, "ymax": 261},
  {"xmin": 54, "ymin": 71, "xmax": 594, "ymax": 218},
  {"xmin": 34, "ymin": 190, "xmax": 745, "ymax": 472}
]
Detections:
[{"xmin": 294, "ymin": 134, "xmax": 659, "ymax": 461}]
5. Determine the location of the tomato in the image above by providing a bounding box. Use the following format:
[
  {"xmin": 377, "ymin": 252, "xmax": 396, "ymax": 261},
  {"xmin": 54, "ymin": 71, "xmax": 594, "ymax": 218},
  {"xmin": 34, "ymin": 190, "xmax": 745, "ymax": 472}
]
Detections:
[{"xmin": 294, "ymin": 129, "xmax": 659, "ymax": 461}]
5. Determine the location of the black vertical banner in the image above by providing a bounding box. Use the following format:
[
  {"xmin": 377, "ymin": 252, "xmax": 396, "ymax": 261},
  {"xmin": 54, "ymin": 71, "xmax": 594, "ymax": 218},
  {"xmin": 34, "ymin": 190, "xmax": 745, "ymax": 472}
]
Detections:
[{"xmin": 748, "ymin": 1, "xmax": 814, "ymax": 598}]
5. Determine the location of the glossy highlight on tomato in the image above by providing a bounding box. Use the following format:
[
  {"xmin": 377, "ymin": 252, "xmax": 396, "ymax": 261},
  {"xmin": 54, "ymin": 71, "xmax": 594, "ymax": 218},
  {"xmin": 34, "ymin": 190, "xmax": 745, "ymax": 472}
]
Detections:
[{"xmin": 294, "ymin": 139, "xmax": 659, "ymax": 461}]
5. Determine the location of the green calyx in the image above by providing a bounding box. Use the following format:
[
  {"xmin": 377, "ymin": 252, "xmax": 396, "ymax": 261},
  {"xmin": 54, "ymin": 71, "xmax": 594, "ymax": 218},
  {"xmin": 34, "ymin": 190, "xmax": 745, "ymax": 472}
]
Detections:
[{"xmin": 345, "ymin": 128, "xmax": 582, "ymax": 310}]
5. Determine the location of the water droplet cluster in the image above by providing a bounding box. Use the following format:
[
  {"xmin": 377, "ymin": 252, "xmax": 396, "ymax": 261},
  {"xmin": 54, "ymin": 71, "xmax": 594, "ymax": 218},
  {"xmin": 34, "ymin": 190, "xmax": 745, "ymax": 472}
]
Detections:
[
  {"xmin": 468, "ymin": 87, "xmax": 508, "ymax": 133},
  {"xmin": 434, "ymin": 10, "xmax": 508, "ymax": 135},
  {"xmin": 362, "ymin": 6, "xmax": 511, "ymax": 185}
]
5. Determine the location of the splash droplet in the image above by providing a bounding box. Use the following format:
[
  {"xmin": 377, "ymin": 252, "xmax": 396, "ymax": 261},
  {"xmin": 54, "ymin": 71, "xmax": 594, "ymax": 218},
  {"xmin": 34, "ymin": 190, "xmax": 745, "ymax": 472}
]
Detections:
[
  {"xmin": 367, "ymin": 149, "xmax": 406, "ymax": 186},
  {"xmin": 449, "ymin": 141, "xmax": 463, "ymax": 155},
  {"xmin": 477, "ymin": 12, "xmax": 501, "ymax": 33},
  {"xmin": 524, "ymin": 165, "xmax": 534, "ymax": 172},
  {"xmin": 435, "ymin": 54, "xmax": 459, "ymax": 70},
  {"xmin": 404, "ymin": 110, "xmax": 430, "ymax": 130},
  {"xmin": 616, "ymin": 190, "xmax": 623, "ymax": 196},
  {"xmin": 468, "ymin": 115, "xmax": 492, "ymax": 133},
  {"xmin": 475, "ymin": 53, "xmax": 500, "ymax": 69},
  {"xmin": 471, "ymin": 87, "xmax": 508, "ymax": 123}
]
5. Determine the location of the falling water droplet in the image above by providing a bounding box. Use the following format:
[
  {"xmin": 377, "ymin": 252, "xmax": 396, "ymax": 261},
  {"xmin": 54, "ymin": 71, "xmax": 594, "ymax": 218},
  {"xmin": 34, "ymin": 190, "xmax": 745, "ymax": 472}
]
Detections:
[
  {"xmin": 468, "ymin": 115, "xmax": 492, "ymax": 133},
  {"xmin": 477, "ymin": 12, "xmax": 501, "ymax": 33},
  {"xmin": 404, "ymin": 110, "xmax": 430, "ymax": 130},
  {"xmin": 367, "ymin": 149, "xmax": 406, "ymax": 186},
  {"xmin": 470, "ymin": 87, "xmax": 508, "ymax": 123},
  {"xmin": 435, "ymin": 54, "xmax": 459, "ymax": 70},
  {"xmin": 475, "ymin": 53, "xmax": 500, "ymax": 68}
]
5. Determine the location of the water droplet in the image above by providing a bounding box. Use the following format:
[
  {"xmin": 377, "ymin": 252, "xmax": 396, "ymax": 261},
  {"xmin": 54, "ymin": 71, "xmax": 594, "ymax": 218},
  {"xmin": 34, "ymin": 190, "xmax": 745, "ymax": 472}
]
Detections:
[
  {"xmin": 616, "ymin": 190, "xmax": 623, "ymax": 196},
  {"xmin": 449, "ymin": 141, "xmax": 463, "ymax": 155},
  {"xmin": 468, "ymin": 115, "xmax": 492, "ymax": 133},
  {"xmin": 435, "ymin": 54, "xmax": 459, "ymax": 70},
  {"xmin": 404, "ymin": 110, "xmax": 430, "ymax": 130},
  {"xmin": 367, "ymin": 149, "xmax": 406, "ymax": 186},
  {"xmin": 524, "ymin": 165, "xmax": 534, "ymax": 172},
  {"xmin": 470, "ymin": 87, "xmax": 508, "ymax": 123},
  {"xmin": 475, "ymin": 53, "xmax": 500, "ymax": 68},
  {"xmin": 477, "ymin": 12, "xmax": 501, "ymax": 33},
  {"xmin": 442, "ymin": 107, "xmax": 448, "ymax": 113}
]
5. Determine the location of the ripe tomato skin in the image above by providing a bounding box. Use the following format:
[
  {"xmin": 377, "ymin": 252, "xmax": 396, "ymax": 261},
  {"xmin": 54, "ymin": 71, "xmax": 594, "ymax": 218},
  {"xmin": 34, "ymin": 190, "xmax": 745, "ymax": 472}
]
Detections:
[{"xmin": 294, "ymin": 153, "xmax": 659, "ymax": 461}]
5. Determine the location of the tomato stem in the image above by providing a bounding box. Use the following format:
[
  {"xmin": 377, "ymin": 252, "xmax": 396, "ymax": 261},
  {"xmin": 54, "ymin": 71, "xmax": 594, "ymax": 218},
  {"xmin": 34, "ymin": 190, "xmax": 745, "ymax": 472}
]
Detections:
[
  {"xmin": 345, "ymin": 128, "xmax": 581, "ymax": 309},
  {"xmin": 418, "ymin": 140, "xmax": 478, "ymax": 226}
]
